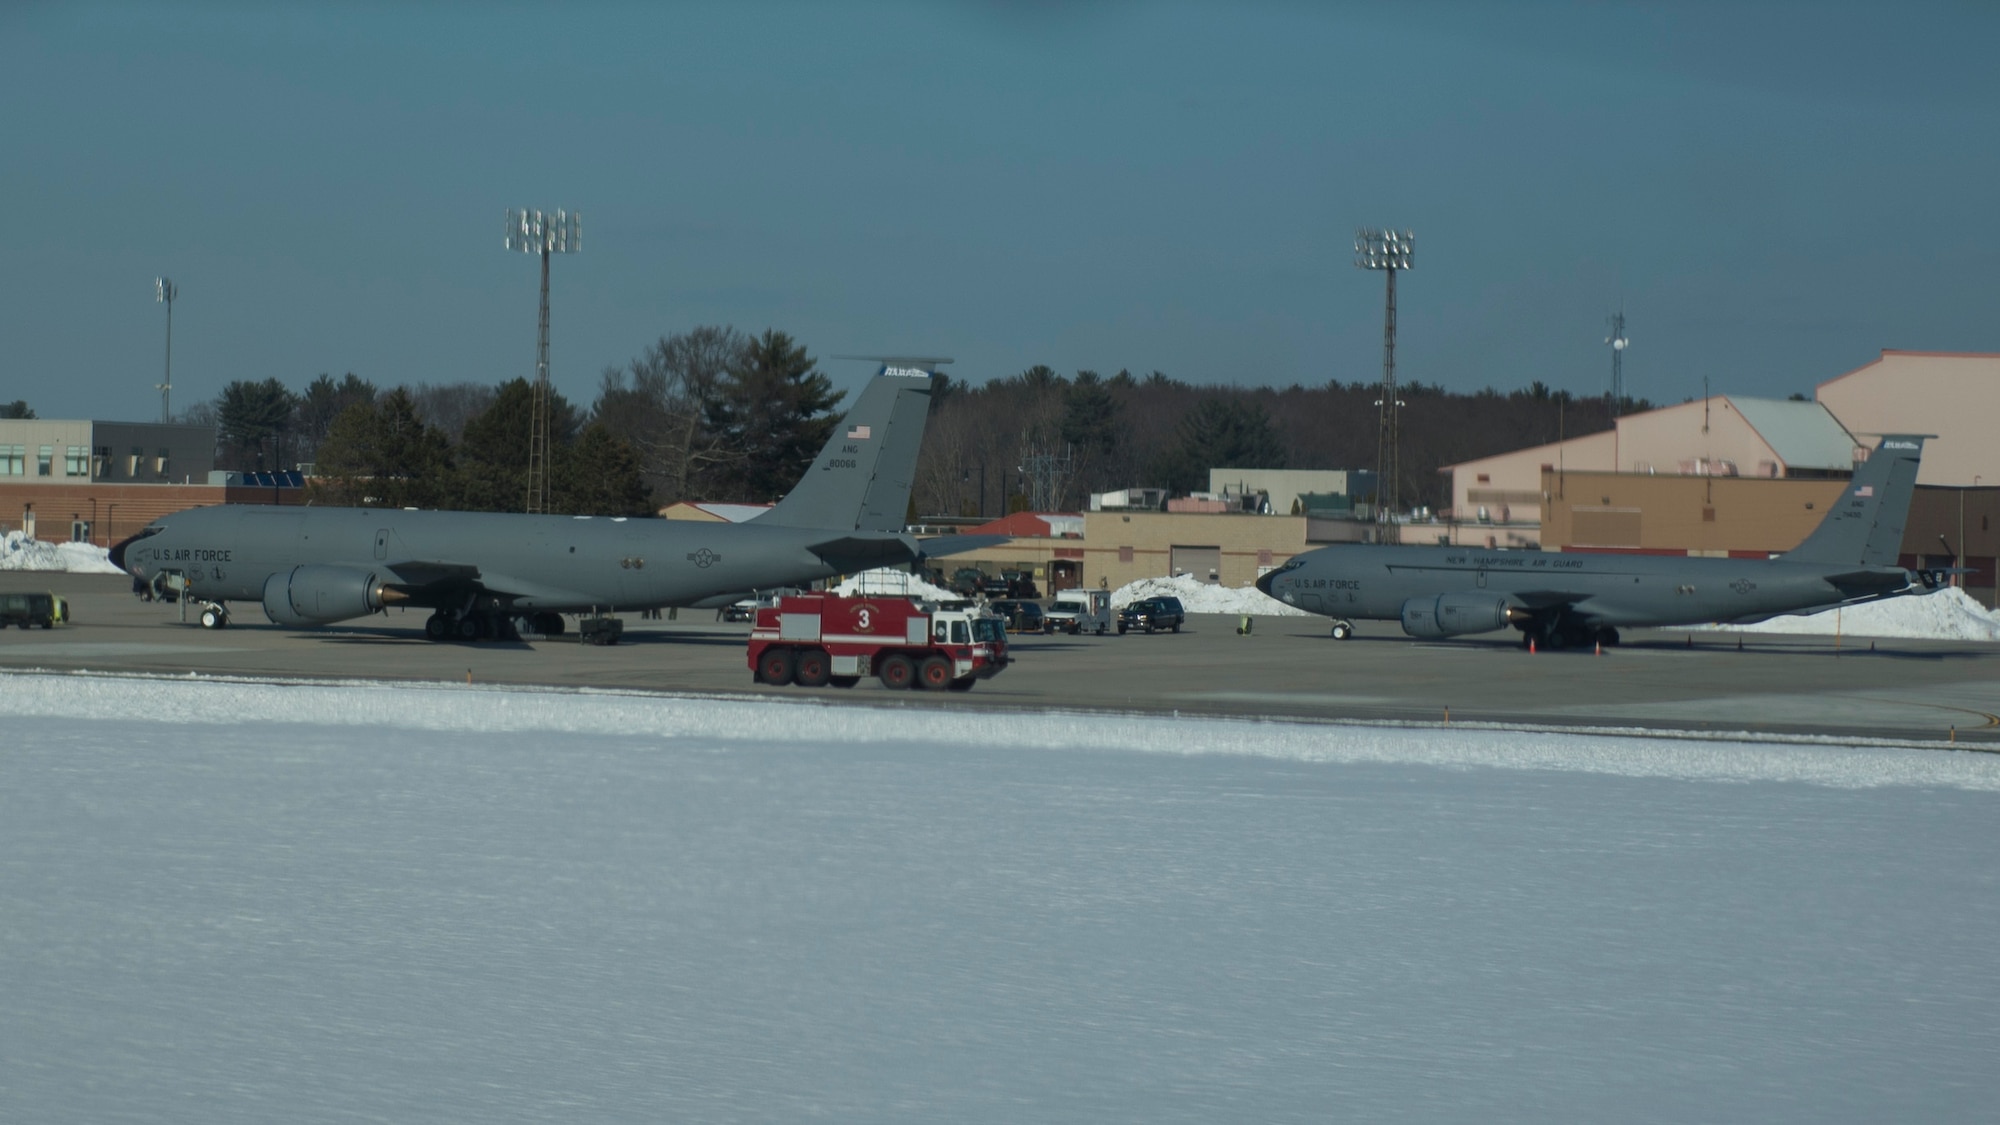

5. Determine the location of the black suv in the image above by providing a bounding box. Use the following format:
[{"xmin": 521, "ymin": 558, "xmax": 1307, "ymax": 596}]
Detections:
[
  {"xmin": 1117, "ymin": 596, "xmax": 1185, "ymax": 634},
  {"xmin": 989, "ymin": 599, "xmax": 1048, "ymax": 634}
]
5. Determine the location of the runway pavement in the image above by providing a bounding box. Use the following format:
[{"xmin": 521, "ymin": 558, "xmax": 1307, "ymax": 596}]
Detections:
[{"xmin": 5, "ymin": 573, "xmax": 1998, "ymax": 746}]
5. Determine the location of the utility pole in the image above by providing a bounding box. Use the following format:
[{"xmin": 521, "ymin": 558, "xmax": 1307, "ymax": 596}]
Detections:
[
  {"xmin": 503, "ymin": 209, "xmax": 582, "ymax": 514},
  {"xmin": 1355, "ymin": 229, "xmax": 1413, "ymax": 527},
  {"xmin": 154, "ymin": 277, "xmax": 178, "ymax": 423}
]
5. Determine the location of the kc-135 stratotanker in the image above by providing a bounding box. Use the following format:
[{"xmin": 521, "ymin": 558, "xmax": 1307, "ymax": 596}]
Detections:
[
  {"xmin": 111, "ymin": 360, "xmax": 1003, "ymax": 640},
  {"xmin": 1256, "ymin": 434, "xmax": 1953, "ymax": 648}
]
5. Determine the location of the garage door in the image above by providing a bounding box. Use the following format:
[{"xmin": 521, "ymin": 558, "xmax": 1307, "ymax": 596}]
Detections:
[{"xmin": 1170, "ymin": 545, "xmax": 1222, "ymax": 584}]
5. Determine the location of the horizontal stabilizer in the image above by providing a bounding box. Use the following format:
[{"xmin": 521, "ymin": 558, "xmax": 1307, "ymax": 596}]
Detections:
[
  {"xmin": 911, "ymin": 534, "xmax": 1010, "ymax": 559},
  {"xmin": 805, "ymin": 535, "xmax": 918, "ymax": 572}
]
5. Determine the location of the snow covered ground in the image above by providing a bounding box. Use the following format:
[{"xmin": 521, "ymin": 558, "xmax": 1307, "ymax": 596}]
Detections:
[
  {"xmin": 1695, "ymin": 586, "xmax": 2000, "ymax": 642},
  {"xmin": 4, "ymin": 672, "xmax": 1998, "ymax": 1124},
  {"xmin": 1111, "ymin": 573, "xmax": 1309, "ymax": 615},
  {"xmin": 0, "ymin": 531, "xmax": 125, "ymax": 574}
]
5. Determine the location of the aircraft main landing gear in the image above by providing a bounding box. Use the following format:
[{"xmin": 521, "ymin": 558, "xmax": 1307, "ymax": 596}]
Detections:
[{"xmin": 1329, "ymin": 619, "xmax": 1355, "ymax": 641}]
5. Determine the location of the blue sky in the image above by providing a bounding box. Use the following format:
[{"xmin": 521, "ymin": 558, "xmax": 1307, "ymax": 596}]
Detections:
[{"xmin": 5, "ymin": 1, "xmax": 1995, "ymax": 419}]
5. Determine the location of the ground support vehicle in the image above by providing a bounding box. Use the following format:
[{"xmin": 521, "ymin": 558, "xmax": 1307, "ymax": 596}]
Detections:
[
  {"xmin": 0, "ymin": 592, "xmax": 68, "ymax": 629},
  {"xmin": 748, "ymin": 593, "xmax": 1009, "ymax": 691},
  {"xmin": 1044, "ymin": 588, "xmax": 1110, "ymax": 635},
  {"xmin": 1116, "ymin": 595, "xmax": 1186, "ymax": 634}
]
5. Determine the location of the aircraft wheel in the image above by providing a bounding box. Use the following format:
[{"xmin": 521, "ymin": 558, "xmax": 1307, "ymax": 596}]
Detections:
[
  {"xmin": 918, "ymin": 656, "xmax": 953, "ymax": 691},
  {"xmin": 794, "ymin": 648, "xmax": 832, "ymax": 687},
  {"xmin": 758, "ymin": 647, "xmax": 796, "ymax": 686},
  {"xmin": 425, "ymin": 613, "xmax": 450, "ymax": 641},
  {"xmin": 1597, "ymin": 627, "xmax": 1621, "ymax": 647},
  {"xmin": 199, "ymin": 605, "xmax": 227, "ymax": 630},
  {"xmin": 829, "ymin": 676, "xmax": 860, "ymax": 689},
  {"xmin": 878, "ymin": 654, "xmax": 915, "ymax": 690},
  {"xmin": 1330, "ymin": 620, "xmax": 1354, "ymax": 641},
  {"xmin": 533, "ymin": 612, "xmax": 565, "ymax": 636},
  {"xmin": 1542, "ymin": 626, "xmax": 1568, "ymax": 650},
  {"xmin": 456, "ymin": 615, "xmax": 480, "ymax": 642},
  {"xmin": 947, "ymin": 677, "xmax": 976, "ymax": 692}
]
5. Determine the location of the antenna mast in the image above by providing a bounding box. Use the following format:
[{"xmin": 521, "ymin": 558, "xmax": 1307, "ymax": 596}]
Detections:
[{"xmin": 1605, "ymin": 308, "xmax": 1627, "ymax": 417}]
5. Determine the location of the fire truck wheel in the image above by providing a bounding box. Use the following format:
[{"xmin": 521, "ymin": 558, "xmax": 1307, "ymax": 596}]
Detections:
[
  {"xmin": 878, "ymin": 654, "xmax": 915, "ymax": 690},
  {"xmin": 794, "ymin": 648, "xmax": 832, "ymax": 687},
  {"xmin": 758, "ymin": 647, "xmax": 796, "ymax": 686},
  {"xmin": 829, "ymin": 676, "xmax": 860, "ymax": 689},
  {"xmin": 918, "ymin": 656, "xmax": 953, "ymax": 690}
]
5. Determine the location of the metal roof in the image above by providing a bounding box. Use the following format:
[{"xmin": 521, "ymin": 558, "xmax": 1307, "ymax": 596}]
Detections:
[{"xmin": 1726, "ymin": 397, "xmax": 1856, "ymax": 471}]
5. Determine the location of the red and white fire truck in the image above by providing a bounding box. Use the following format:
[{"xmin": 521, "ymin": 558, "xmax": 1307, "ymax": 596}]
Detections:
[{"xmin": 747, "ymin": 593, "xmax": 1010, "ymax": 691}]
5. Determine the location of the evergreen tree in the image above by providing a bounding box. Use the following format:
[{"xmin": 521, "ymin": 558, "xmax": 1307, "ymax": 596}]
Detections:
[
  {"xmin": 217, "ymin": 378, "xmax": 300, "ymax": 471},
  {"xmin": 0, "ymin": 400, "xmax": 33, "ymax": 419},
  {"xmin": 454, "ymin": 378, "xmax": 580, "ymax": 511},
  {"xmin": 1151, "ymin": 397, "xmax": 1286, "ymax": 494},
  {"xmin": 706, "ymin": 330, "xmax": 842, "ymax": 502},
  {"xmin": 296, "ymin": 373, "xmax": 378, "ymax": 461},
  {"xmin": 554, "ymin": 424, "xmax": 654, "ymax": 516},
  {"xmin": 310, "ymin": 388, "xmax": 455, "ymax": 508}
]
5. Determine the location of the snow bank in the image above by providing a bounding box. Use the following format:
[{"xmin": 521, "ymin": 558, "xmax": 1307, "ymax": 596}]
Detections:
[
  {"xmin": 1697, "ymin": 587, "xmax": 2000, "ymax": 642},
  {"xmin": 0, "ymin": 531, "xmax": 126, "ymax": 574},
  {"xmin": 832, "ymin": 567, "xmax": 960, "ymax": 600},
  {"xmin": 1110, "ymin": 573, "xmax": 1310, "ymax": 616},
  {"xmin": 3, "ymin": 671, "xmax": 1998, "ymax": 791}
]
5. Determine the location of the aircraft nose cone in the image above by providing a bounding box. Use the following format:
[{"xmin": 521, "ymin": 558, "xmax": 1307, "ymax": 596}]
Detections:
[
  {"xmin": 108, "ymin": 533, "xmax": 139, "ymax": 573},
  {"xmin": 1254, "ymin": 568, "xmax": 1277, "ymax": 597}
]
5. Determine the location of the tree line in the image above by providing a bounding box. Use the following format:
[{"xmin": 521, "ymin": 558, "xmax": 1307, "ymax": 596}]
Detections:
[{"xmin": 162, "ymin": 325, "xmax": 1642, "ymax": 518}]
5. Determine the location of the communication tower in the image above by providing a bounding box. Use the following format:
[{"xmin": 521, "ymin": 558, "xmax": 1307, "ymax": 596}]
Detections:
[
  {"xmin": 1605, "ymin": 309, "xmax": 1628, "ymax": 417},
  {"xmin": 154, "ymin": 277, "xmax": 178, "ymax": 423},
  {"xmin": 504, "ymin": 208, "xmax": 582, "ymax": 514},
  {"xmin": 1355, "ymin": 228, "xmax": 1413, "ymax": 523}
]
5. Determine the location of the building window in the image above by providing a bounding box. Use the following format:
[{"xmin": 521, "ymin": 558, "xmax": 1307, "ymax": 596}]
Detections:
[
  {"xmin": 158, "ymin": 448, "xmax": 171, "ymax": 477},
  {"xmin": 37, "ymin": 445, "xmax": 52, "ymax": 476},
  {"xmin": 0, "ymin": 444, "xmax": 22, "ymax": 475},
  {"xmin": 65, "ymin": 445, "xmax": 88, "ymax": 476},
  {"xmin": 128, "ymin": 446, "xmax": 144, "ymax": 477},
  {"xmin": 1118, "ymin": 546, "xmax": 1135, "ymax": 563}
]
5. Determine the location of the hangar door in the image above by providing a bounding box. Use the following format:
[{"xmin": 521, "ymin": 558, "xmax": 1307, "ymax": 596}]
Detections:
[{"xmin": 1170, "ymin": 544, "xmax": 1222, "ymax": 584}]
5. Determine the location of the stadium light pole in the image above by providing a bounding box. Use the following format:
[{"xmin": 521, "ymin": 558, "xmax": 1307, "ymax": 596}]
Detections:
[
  {"xmin": 154, "ymin": 277, "xmax": 178, "ymax": 424},
  {"xmin": 503, "ymin": 208, "xmax": 582, "ymax": 514},
  {"xmin": 1355, "ymin": 229, "xmax": 1413, "ymax": 528}
]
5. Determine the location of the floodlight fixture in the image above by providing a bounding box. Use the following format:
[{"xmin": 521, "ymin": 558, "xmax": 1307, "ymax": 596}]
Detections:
[
  {"xmin": 1353, "ymin": 228, "xmax": 1414, "ymax": 271},
  {"xmin": 502, "ymin": 208, "xmax": 583, "ymax": 514},
  {"xmin": 154, "ymin": 277, "xmax": 178, "ymax": 424},
  {"xmin": 1605, "ymin": 308, "xmax": 1628, "ymax": 418}
]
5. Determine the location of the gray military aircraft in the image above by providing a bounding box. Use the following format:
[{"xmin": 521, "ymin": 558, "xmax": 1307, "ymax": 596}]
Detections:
[
  {"xmin": 1255, "ymin": 434, "xmax": 1950, "ymax": 647},
  {"xmin": 111, "ymin": 360, "xmax": 999, "ymax": 640}
]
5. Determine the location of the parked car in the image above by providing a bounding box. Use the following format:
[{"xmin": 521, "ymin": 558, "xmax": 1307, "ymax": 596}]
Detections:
[
  {"xmin": 951, "ymin": 567, "xmax": 1013, "ymax": 599},
  {"xmin": 988, "ymin": 599, "xmax": 1048, "ymax": 634},
  {"xmin": 1116, "ymin": 595, "xmax": 1185, "ymax": 634},
  {"xmin": 1001, "ymin": 569, "xmax": 1040, "ymax": 598}
]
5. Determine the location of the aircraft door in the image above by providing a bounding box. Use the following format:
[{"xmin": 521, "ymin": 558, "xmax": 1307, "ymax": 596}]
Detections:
[
  {"xmin": 1476, "ymin": 567, "xmax": 1487, "ymax": 589},
  {"xmin": 374, "ymin": 528, "xmax": 391, "ymax": 561}
]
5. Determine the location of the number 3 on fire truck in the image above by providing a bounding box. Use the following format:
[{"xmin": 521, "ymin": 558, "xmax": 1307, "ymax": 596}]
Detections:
[{"xmin": 855, "ymin": 607, "xmax": 872, "ymax": 632}]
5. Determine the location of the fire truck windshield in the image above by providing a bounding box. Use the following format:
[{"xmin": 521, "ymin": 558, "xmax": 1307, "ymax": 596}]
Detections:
[{"xmin": 972, "ymin": 618, "xmax": 1004, "ymax": 644}]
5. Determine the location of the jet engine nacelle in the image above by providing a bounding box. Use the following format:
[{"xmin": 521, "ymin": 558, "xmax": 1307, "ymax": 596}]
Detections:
[
  {"xmin": 1399, "ymin": 593, "xmax": 1519, "ymax": 638},
  {"xmin": 262, "ymin": 565, "xmax": 403, "ymax": 626}
]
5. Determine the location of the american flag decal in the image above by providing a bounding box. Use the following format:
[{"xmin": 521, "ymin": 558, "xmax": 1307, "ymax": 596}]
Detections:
[
  {"xmin": 1855, "ymin": 485, "xmax": 1874, "ymax": 497},
  {"xmin": 847, "ymin": 425, "xmax": 871, "ymax": 439}
]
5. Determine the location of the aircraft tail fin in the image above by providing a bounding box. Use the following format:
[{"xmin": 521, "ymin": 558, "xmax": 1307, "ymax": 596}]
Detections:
[
  {"xmin": 756, "ymin": 358, "xmax": 948, "ymax": 533},
  {"xmin": 1781, "ymin": 435, "xmax": 1929, "ymax": 568}
]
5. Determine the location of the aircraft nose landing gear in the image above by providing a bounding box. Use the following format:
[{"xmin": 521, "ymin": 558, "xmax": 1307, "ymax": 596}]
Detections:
[{"xmin": 1330, "ymin": 620, "xmax": 1355, "ymax": 641}]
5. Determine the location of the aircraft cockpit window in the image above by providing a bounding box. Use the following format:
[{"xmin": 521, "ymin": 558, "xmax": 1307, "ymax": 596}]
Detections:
[
  {"xmin": 129, "ymin": 525, "xmax": 165, "ymax": 541},
  {"xmin": 950, "ymin": 621, "xmax": 969, "ymax": 644}
]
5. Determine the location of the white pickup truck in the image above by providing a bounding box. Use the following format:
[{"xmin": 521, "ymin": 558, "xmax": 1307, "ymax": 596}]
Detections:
[{"xmin": 1043, "ymin": 588, "xmax": 1111, "ymax": 635}]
